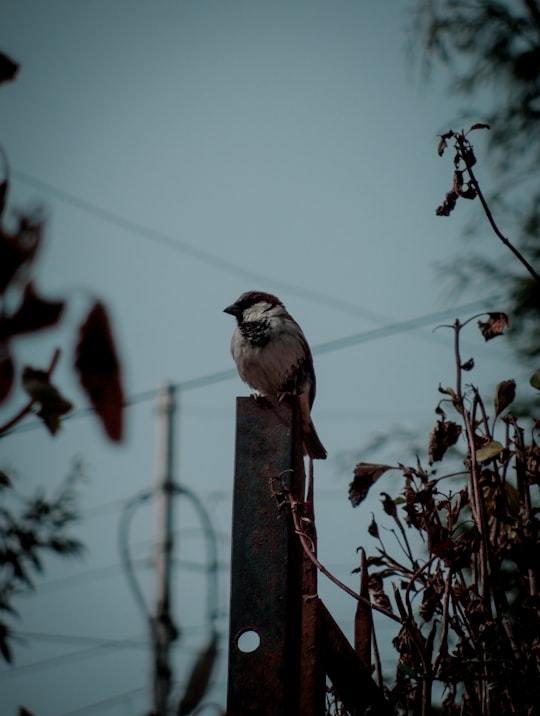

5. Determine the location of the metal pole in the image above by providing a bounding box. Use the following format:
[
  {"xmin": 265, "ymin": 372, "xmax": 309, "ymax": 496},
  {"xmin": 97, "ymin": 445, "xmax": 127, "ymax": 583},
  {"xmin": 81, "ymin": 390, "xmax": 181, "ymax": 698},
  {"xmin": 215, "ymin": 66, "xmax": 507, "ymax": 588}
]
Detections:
[{"xmin": 153, "ymin": 382, "xmax": 177, "ymax": 716}]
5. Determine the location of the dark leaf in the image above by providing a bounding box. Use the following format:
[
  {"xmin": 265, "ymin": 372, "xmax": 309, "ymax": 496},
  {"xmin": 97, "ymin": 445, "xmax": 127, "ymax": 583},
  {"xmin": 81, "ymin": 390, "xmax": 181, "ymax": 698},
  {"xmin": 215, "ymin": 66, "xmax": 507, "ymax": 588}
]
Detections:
[
  {"xmin": 0, "ymin": 51, "xmax": 19, "ymax": 84},
  {"xmin": 453, "ymin": 170, "xmax": 464, "ymax": 194},
  {"xmin": 525, "ymin": 444, "xmax": 540, "ymax": 485},
  {"xmin": 380, "ymin": 491, "xmax": 397, "ymax": 517},
  {"xmin": 19, "ymin": 709, "xmax": 35, "ymax": 716},
  {"xmin": 0, "ymin": 216, "xmax": 42, "ymax": 294},
  {"xmin": 428, "ymin": 420, "xmax": 462, "ymax": 463},
  {"xmin": 367, "ymin": 514, "xmax": 379, "ymax": 538},
  {"xmin": 436, "ymin": 189, "xmax": 459, "ymax": 216},
  {"xmin": 0, "ymin": 343, "xmax": 14, "ymax": 403},
  {"xmin": 462, "ymin": 147, "xmax": 476, "ymax": 167},
  {"xmin": 437, "ymin": 137, "xmax": 448, "ymax": 156},
  {"xmin": 459, "ymin": 183, "xmax": 477, "ymax": 200},
  {"xmin": 530, "ymin": 373, "xmax": 540, "ymax": 391},
  {"xmin": 0, "ymin": 282, "xmax": 64, "ymax": 340},
  {"xmin": 494, "ymin": 379, "xmax": 516, "ymax": 417},
  {"xmin": 0, "ymin": 470, "xmax": 11, "ymax": 488},
  {"xmin": 178, "ymin": 632, "xmax": 219, "ymax": 715},
  {"xmin": 47, "ymin": 537, "xmax": 84, "ymax": 556},
  {"xmin": 74, "ymin": 302, "xmax": 124, "ymax": 442},
  {"xmin": 22, "ymin": 367, "xmax": 73, "ymax": 435},
  {"xmin": 469, "ymin": 123, "xmax": 490, "ymax": 131},
  {"xmin": 349, "ymin": 463, "xmax": 394, "ymax": 507},
  {"xmin": 478, "ymin": 312, "xmax": 508, "ymax": 340},
  {"xmin": 476, "ymin": 440, "xmax": 504, "ymax": 462},
  {"xmin": 461, "ymin": 357, "xmax": 474, "ymax": 371}
]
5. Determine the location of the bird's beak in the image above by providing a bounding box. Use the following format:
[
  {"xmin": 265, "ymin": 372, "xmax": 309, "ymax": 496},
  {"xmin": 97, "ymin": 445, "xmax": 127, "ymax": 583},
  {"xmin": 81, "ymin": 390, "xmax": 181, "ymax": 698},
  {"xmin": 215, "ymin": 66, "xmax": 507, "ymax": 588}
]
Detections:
[{"xmin": 223, "ymin": 302, "xmax": 240, "ymax": 316}]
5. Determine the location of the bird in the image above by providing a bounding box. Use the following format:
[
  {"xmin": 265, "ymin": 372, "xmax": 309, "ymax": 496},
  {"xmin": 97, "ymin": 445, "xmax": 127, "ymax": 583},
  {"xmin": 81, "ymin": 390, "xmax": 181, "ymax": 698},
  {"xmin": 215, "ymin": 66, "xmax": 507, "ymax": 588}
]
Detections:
[{"xmin": 224, "ymin": 290, "xmax": 327, "ymax": 459}]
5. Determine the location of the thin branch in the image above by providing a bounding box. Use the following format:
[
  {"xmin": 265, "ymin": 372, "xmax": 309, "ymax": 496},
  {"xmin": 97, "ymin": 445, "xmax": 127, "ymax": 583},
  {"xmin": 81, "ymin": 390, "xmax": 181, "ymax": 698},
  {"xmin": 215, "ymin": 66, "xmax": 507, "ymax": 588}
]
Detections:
[
  {"xmin": 273, "ymin": 476, "xmax": 402, "ymax": 625},
  {"xmin": 0, "ymin": 348, "xmax": 61, "ymax": 437}
]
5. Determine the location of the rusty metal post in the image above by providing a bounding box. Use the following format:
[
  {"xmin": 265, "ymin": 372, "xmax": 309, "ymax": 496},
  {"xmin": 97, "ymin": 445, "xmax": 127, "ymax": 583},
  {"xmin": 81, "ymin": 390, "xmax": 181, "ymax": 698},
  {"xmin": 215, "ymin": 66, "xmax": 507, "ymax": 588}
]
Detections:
[{"xmin": 227, "ymin": 396, "xmax": 323, "ymax": 715}]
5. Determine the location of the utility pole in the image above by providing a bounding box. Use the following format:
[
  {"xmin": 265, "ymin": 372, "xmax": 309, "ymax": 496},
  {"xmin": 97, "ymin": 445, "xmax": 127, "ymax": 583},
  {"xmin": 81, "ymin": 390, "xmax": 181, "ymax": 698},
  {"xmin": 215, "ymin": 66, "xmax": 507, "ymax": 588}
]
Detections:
[{"xmin": 153, "ymin": 382, "xmax": 178, "ymax": 716}]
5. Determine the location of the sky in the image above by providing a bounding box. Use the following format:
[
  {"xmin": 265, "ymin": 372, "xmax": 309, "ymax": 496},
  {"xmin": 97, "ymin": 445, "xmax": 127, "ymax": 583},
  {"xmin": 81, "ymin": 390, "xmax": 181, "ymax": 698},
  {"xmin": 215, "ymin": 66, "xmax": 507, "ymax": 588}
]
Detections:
[{"xmin": 0, "ymin": 2, "xmax": 520, "ymax": 715}]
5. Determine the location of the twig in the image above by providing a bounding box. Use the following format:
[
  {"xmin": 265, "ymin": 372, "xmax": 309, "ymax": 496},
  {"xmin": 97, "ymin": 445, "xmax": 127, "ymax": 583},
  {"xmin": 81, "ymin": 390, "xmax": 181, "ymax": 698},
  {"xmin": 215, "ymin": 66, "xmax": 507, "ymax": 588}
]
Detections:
[
  {"xmin": 272, "ymin": 475, "xmax": 402, "ymax": 625},
  {"xmin": 0, "ymin": 347, "xmax": 61, "ymax": 437},
  {"xmin": 456, "ymin": 133, "xmax": 540, "ymax": 284}
]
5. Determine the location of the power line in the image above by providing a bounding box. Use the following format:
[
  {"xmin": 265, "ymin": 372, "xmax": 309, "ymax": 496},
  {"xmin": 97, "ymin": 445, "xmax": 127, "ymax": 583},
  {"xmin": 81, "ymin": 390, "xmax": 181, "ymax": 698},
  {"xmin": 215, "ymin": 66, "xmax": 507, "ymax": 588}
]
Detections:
[
  {"xmin": 57, "ymin": 686, "xmax": 148, "ymax": 716},
  {"xmin": 1, "ymin": 295, "xmax": 500, "ymax": 437},
  {"xmin": 11, "ymin": 167, "xmax": 389, "ymax": 323}
]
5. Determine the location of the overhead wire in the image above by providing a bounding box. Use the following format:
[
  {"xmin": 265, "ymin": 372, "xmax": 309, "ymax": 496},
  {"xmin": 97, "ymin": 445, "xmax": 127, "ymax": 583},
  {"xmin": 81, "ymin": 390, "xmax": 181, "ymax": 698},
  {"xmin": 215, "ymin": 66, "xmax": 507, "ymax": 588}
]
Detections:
[
  {"xmin": 11, "ymin": 167, "xmax": 390, "ymax": 323},
  {"xmin": 0, "ymin": 294, "xmax": 501, "ymax": 438}
]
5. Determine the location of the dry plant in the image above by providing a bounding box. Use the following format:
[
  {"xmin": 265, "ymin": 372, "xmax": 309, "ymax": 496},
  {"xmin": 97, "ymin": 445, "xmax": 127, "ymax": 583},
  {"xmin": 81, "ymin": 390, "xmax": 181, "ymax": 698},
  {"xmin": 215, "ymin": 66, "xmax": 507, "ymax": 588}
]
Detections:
[{"xmin": 349, "ymin": 312, "xmax": 540, "ymax": 715}]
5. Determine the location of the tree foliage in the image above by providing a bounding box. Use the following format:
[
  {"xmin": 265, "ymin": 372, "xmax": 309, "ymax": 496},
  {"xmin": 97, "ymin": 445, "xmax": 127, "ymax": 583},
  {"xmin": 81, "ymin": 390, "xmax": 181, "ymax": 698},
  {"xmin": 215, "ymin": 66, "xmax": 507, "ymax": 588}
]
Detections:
[
  {"xmin": 409, "ymin": 0, "xmax": 540, "ymax": 362},
  {"xmin": 0, "ymin": 461, "xmax": 84, "ymax": 664}
]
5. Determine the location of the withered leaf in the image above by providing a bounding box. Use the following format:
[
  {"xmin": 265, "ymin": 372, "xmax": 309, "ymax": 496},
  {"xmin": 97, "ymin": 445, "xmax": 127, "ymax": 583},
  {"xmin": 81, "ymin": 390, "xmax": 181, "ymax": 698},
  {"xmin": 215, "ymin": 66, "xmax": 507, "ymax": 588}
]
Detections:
[
  {"xmin": 462, "ymin": 147, "xmax": 477, "ymax": 167},
  {"xmin": 0, "ymin": 343, "xmax": 14, "ymax": 403},
  {"xmin": 428, "ymin": 420, "xmax": 462, "ymax": 463},
  {"xmin": 437, "ymin": 137, "xmax": 448, "ymax": 157},
  {"xmin": 435, "ymin": 189, "xmax": 459, "ymax": 217},
  {"xmin": 525, "ymin": 444, "xmax": 540, "ymax": 485},
  {"xmin": 74, "ymin": 301, "xmax": 124, "ymax": 442},
  {"xmin": 459, "ymin": 183, "xmax": 477, "ymax": 200},
  {"xmin": 22, "ymin": 366, "xmax": 73, "ymax": 436},
  {"xmin": 0, "ymin": 282, "xmax": 64, "ymax": 340},
  {"xmin": 0, "ymin": 51, "xmax": 19, "ymax": 84},
  {"xmin": 367, "ymin": 515, "xmax": 379, "ymax": 538},
  {"xmin": 349, "ymin": 463, "xmax": 394, "ymax": 507},
  {"xmin": 453, "ymin": 170, "xmax": 463, "ymax": 194},
  {"xmin": 380, "ymin": 491, "xmax": 397, "ymax": 517},
  {"xmin": 0, "ymin": 217, "xmax": 42, "ymax": 294},
  {"xmin": 461, "ymin": 357, "xmax": 474, "ymax": 371},
  {"xmin": 470, "ymin": 123, "xmax": 490, "ymax": 132},
  {"xmin": 494, "ymin": 379, "xmax": 516, "ymax": 417},
  {"xmin": 478, "ymin": 312, "xmax": 508, "ymax": 341}
]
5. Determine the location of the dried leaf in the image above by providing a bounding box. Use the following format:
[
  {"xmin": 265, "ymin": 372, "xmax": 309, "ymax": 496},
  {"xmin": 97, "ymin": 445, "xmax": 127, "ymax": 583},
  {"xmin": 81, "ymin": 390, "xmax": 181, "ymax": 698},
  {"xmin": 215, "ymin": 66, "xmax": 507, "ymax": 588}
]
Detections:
[
  {"xmin": 0, "ymin": 282, "xmax": 64, "ymax": 340},
  {"xmin": 478, "ymin": 312, "xmax": 508, "ymax": 341},
  {"xmin": 368, "ymin": 514, "xmax": 379, "ymax": 538},
  {"xmin": 476, "ymin": 440, "xmax": 504, "ymax": 463},
  {"xmin": 435, "ymin": 189, "xmax": 459, "ymax": 217},
  {"xmin": 470, "ymin": 123, "xmax": 490, "ymax": 131},
  {"xmin": 0, "ymin": 471, "xmax": 11, "ymax": 488},
  {"xmin": 453, "ymin": 170, "xmax": 464, "ymax": 194},
  {"xmin": 349, "ymin": 463, "xmax": 394, "ymax": 507},
  {"xmin": 428, "ymin": 420, "xmax": 462, "ymax": 463},
  {"xmin": 461, "ymin": 357, "xmax": 474, "ymax": 371},
  {"xmin": 0, "ymin": 217, "xmax": 42, "ymax": 294},
  {"xmin": 0, "ymin": 51, "xmax": 19, "ymax": 84},
  {"xmin": 380, "ymin": 492, "xmax": 397, "ymax": 517},
  {"xmin": 74, "ymin": 302, "xmax": 124, "ymax": 442},
  {"xmin": 459, "ymin": 183, "xmax": 477, "ymax": 200},
  {"xmin": 462, "ymin": 147, "xmax": 477, "ymax": 167},
  {"xmin": 437, "ymin": 137, "xmax": 448, "ymax": 156},
  {"xmin": 494, "ymin": 379, "xmax": 516, "ymax": 417},
  {"xmin": 22, "ymin": 367, "xmax": 73, "ymax": 435}
]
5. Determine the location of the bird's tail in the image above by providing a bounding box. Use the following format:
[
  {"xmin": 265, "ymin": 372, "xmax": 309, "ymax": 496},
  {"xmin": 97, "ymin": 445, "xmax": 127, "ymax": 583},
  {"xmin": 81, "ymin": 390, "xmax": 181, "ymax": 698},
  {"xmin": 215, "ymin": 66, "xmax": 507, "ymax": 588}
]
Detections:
[{"xmin": 304, "ymin": 418, "xmax": 327, "ymax": 460}]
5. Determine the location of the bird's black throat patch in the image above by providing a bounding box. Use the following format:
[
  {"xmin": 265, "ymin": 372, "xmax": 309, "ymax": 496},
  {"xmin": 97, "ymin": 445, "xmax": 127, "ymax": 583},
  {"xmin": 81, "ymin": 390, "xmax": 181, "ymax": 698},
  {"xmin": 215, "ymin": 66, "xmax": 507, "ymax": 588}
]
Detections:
[{"xmin": 239, "ymin": 319, "xmax": 272, "ymax": 347}]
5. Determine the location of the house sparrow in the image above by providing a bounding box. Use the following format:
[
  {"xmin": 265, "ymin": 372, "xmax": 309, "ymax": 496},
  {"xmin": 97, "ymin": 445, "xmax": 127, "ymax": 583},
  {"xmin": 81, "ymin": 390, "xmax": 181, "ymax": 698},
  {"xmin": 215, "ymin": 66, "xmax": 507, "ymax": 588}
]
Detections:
[{"xmin": 224, "ymin": 290, "xmax": 327, "ymax": 459}]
